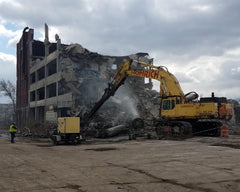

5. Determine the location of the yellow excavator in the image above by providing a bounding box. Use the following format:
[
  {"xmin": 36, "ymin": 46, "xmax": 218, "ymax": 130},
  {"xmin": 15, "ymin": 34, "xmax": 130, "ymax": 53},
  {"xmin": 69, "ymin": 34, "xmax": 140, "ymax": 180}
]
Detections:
[{"xmin": 85, "ymin": 59, "xmax": 232, "ymax": 137}]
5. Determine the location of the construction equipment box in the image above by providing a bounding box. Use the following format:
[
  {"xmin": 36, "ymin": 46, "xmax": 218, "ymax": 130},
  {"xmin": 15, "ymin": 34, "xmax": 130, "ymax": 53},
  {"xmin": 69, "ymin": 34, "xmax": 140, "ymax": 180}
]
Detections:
[{"xmin": 58, "ymin": 117, "xmax": 80, "ymax": 134}]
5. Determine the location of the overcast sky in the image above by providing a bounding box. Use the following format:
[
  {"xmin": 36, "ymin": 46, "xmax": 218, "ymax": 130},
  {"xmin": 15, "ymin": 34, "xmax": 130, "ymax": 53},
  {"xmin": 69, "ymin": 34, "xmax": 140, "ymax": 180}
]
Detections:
[{"xmin": 0, "ymin": 0, "xmax": 240, "ymax": 103}]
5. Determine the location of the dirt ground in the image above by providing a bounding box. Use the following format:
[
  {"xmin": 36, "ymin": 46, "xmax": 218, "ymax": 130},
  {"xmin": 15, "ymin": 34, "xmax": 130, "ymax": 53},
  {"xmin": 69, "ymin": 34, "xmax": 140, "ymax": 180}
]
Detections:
[{"xmin": 0, "ymin": 131, "xmax": 240, "ymax": 192}]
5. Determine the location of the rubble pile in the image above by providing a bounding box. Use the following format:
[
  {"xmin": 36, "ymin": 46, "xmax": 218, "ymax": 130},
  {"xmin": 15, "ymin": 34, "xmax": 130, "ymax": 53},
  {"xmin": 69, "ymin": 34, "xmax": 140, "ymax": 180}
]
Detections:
[{"xmin": 228, "ymin": 100, "xmax": 240, "ymax": 134}]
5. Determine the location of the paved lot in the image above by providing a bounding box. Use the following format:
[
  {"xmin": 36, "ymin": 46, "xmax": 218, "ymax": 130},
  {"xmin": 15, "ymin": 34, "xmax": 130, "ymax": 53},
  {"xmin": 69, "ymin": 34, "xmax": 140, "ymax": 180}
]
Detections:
[{"xmin": 0, "ymin": 135, "xmax": 240, "ymax": 192}]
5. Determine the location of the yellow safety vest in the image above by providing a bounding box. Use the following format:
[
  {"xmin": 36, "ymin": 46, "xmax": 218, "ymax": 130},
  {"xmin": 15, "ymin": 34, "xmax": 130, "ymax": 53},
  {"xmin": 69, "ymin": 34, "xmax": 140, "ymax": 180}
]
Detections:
[{"xmin": 9, "ymin": 124, "xmax": 17, "ymax": 133}]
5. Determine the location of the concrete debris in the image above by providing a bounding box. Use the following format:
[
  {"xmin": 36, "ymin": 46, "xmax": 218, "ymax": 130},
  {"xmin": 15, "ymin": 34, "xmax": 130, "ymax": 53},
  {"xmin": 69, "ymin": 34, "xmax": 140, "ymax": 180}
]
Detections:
[
  {"xmin": 227, "ymin": 99, "xmax": 240, "ymax": 134},
  {"xmin": 65, "ymin": 43, "xmax": 86, "ymax": 55},
  {"xmin": 96, "ymin": 125, "xmax": 127, "ymax": 138}
]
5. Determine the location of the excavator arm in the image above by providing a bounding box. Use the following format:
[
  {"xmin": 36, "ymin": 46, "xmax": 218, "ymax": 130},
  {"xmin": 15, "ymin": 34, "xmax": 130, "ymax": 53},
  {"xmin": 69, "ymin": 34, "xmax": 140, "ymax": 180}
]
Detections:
[
  {"xmin": 86, "ymin": 59, "xmax": 185, "ymax": 120},
  {"xmin": 86, "ymin": 60, "xmax": 132, "ymax": 119}
]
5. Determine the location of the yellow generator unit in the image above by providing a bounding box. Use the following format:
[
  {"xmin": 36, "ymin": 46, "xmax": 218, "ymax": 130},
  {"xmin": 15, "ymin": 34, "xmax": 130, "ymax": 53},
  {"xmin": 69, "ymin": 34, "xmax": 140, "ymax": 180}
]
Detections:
[
  {"xmin": 51, "ymin": 117, "xmax": 83, "ymax": 145},
  {"xmin": 58, "ymin": 117, "xmax": 80, "ymax": 134}
]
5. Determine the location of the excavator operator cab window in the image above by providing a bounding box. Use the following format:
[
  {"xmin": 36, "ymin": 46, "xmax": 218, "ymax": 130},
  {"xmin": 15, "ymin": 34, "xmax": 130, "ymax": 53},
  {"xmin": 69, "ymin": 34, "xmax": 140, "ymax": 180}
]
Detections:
[
  {"xmin": 162, "ymin": 100, "xmax": 175, "ymax": 110},
  {"xmin": 162, "ymin": 100, "xmax": 170, "ymax": 110},
  {"xmin": 171, "ymin": 100, "xmax": 175, "ymax": 109}
]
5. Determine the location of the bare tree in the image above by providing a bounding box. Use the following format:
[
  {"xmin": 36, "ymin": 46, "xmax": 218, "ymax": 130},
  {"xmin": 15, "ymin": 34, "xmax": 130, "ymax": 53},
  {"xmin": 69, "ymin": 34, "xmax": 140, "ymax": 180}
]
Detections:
[{"xmin": 0, "ymin": 79, "xmax": 16, "ymax": 113}]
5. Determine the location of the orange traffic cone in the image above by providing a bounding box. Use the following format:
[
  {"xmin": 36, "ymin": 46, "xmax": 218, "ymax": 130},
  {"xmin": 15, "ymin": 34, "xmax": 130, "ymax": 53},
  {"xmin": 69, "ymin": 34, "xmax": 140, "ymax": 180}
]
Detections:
[{"xmin": 221, "ymin": 125, "xmax": 229, "ymax": 138}]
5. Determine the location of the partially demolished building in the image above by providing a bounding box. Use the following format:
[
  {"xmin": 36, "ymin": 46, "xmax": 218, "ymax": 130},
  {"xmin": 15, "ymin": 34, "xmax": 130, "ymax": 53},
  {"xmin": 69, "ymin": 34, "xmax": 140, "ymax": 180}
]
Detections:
[
  {"xmin": 16, "ymin": 25, "xmax": 240, "ymax": 136},
  {"xmin": 16, "ymin": 25, "xmax": 159, "ymax": 130}
]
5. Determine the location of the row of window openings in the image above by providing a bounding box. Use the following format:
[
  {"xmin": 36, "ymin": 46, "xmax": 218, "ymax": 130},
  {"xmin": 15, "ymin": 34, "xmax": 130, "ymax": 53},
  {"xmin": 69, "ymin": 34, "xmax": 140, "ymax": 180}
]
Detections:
[
  {"xmin": 30, "ymin": 82, "xmax": 69, "ymax": 101},
  {"xmin": 29, "ymin": 107, "xmax": 70, "ymax": 122},
  {"xmin": 30, "ymin": 59, "xmax": 57, "ymax": 84}
]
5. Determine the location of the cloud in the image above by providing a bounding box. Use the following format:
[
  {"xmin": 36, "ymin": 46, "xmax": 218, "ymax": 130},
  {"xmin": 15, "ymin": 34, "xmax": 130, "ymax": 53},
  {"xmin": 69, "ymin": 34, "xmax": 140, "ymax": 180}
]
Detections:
[
  {"xmin": 7, "ymin": 29, "xmax": 23, "ymax": 49},
  {"xmin": 0, "ymin": 52, "xmax": 16, "ymax": 81},
  {"xmin": 0, "ymin": 24, "xmax": 15, "ymax": 37},
  {"xmin": 0, "ymin": 0, "xmax": 239, "ymax": 99},
  {"xmin": 0, "ymin": 24, "xmax": 22, "ymax": 50},
  {"xmin": 1, "ymin": 0, "xmax": 240, "ymax": 55}
]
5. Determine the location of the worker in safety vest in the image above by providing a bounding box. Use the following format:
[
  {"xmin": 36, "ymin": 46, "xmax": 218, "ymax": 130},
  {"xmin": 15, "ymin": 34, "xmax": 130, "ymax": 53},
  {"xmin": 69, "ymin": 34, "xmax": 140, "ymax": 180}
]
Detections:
[{"xmin": 9, "ymin": 122, "xmax": 17, "ymax": 143}]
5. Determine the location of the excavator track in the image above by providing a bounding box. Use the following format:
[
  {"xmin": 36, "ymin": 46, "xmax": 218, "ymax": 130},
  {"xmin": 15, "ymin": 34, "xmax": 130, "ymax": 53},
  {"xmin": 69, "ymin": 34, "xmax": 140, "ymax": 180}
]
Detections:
[
  {"xmin": 155, "ymin": 120, "xmax": 192, "ymax": 139},
  {"xmin": 191, "ymin": 119, "xmax": 222, "ymax": 137},
  {"xmin": 155, "ymin": 119, "xmax": 222, "ymax": 139}
]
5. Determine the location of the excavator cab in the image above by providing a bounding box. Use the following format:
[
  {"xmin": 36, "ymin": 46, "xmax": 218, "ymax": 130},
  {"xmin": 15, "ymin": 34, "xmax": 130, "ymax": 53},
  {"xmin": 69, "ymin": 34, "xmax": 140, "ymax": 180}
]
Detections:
[{"xmin": 162, "ymin": 99, "xmax": 176, "ymax": 110}]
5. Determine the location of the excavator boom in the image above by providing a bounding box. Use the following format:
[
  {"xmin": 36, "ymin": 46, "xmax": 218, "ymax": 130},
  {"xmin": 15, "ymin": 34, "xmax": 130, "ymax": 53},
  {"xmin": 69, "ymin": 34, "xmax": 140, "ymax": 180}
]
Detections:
[{"xmin": 86, "ymin": 59, "xmax": 185, "ymax": 119}]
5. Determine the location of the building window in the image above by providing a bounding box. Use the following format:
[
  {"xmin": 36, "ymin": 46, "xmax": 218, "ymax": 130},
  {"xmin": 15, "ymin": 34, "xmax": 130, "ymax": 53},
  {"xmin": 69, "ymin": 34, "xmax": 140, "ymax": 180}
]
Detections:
[
  {"xmin": 111, "ymin": 64, "xmax": 117, "ymax": 70},
  {"xmin": 37, "ymin": 87, "xmax": 45, "ymax": 100},
  {"xmin": 49, "ymin": 43, "xmax": 57, "ymax": 54},
  {"xmin": 30, "ymin": 72, "xmax": 36, "ymax": 84},
  {"xmin": 37, "ymin": 67, "xmax": 45, "ymax": 81},
  {"xmin": 36, "ymin": 106, "xmax": 44, "ymax": 122},
  {"xmin": 30, "ymin": 91, "xmax": 36, "ymax": 101},
  {"xmin": 46, "ymin": 83, "xmax": 56, "ymax": 98},
  {"xmin": 46, "ymin": 59, "xmax": 57, "ymax": 76},
  {"xmin": 58, "ymin": 80, "xmax": 70, "ymax": 95}
]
